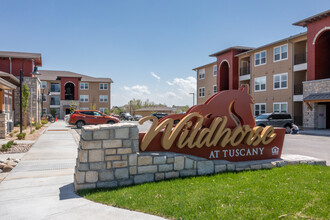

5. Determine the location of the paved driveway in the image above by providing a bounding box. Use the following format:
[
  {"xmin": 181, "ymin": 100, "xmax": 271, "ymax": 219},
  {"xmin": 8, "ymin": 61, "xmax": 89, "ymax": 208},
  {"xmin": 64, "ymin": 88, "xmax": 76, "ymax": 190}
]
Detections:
[{"xmin": 282, "ymin": 134, "xmax": 330, "ymax": 165}]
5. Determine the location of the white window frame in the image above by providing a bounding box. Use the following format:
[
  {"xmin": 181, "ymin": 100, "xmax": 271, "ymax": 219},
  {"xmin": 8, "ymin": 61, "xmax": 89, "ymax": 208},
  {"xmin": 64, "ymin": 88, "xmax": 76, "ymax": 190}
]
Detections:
[
  {"xmin": 274, "ymin": 44, "xmax": 288, "ymax": 62},
  {"xmin": 213, "ymin": 85, "xmax": 217, "ymax": 94},
  {"xmin": 198, "ymin": 69, "xmax": 205, "ymax": 80},
  {"xmin": 254, "ymin": 76, "xmax": 266, "ymax": 92},
  {"xmin": 213, "ymin": 65, "xmax": 217, "ymax": 76},
  {"xmin": 80, "ymin": 107, "xmax": 89, "ymax": 110},
  {"xmin": 254, "ymin": 103, "xmax": 266, "ymax": 116},
  {"xmin": 273, "ymin": 73, "xmax": 288, "ymax": 90},
  {"xmin": 41, "ymin": 81, "xmax": 47, "ymax": 89},
  {"xmin": 273, "ymin": 102, "xmax": 288, "ymax": 113},
  {"xmin": 254, "ymin": 50, "xmax": 267, "ymax": 66},
  {"xmin": 80, "ymin": 82, "xmax": 89, "ymax": 90},
  {"xmin": 99, "ymin": 95, "xmax": 108, "ymax": 102},
  {"xmin": 80, "ymin": 95, "xmax": 89, "ymax": 102},
  {"xmin": 99, "ymin": 83, "xmax": 108, "ymax": 90},
  {"xmin": 99, "ymin": 108, "xmax": 108, "ymax": 113},
  {"xmin": 198, "ymin": 87, "xmax": 205, "ymax": 97}
]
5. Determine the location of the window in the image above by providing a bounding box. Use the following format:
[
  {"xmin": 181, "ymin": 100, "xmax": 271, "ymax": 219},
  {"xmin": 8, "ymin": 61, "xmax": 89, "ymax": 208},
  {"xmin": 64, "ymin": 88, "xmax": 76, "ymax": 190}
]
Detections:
[
  {"xmin": 254, "ymin": 51, "xmax": 266, "ymax": 66},
  {"xmin": 273, "ymin": 102, "xmax": 288, "ymax": 113},
  {"xmin": 80, "ymin": 83, "xmax": 89, "ymax": 90},
  {"xmin": 50, "ymin": 96, "xmax": 60, "ymax": 105},
  {"xmin": 99, "ymin": 95, "xmax": 108, "ymax": 102},
  {"xmin": 42, "ymin": 108, "xmax": 47, "ymax": 114},
  {"xmin": 99, "ymin": 108, "xmax": 108, "ymax": 113},
  {"xmin": 99, "ymin": 83, "xmax": 108, "ymax": 90},
  {"xmin": 4, "ymin": 95, "xmax": 8, "ymax": 113},
  {"xmin": 254, "ymin": 103, "xmax": 266, "ymax": 116},
  {"xmin": 9, "ymin": 96, "xmax": 12, "ymax": 112},
  {"xmin": 80, "ymin": 108, "xmax": 89, "ymax": 110},
  {"xmin": 93, "ymin": 111, "xmax": 103, "ymax": 116},
  {"xmin": 199, "ymin": 87, "xmax": 205, "ymax": 97},
  {"xmin": 80, "ymin": 95, "xmax": 89, "ymax": 102},
  {"xmin": 42, "ymin": 94, "xmax": 47, "ymax": 102},
  {"xmin": 50, "ymin": 83, "xmax": 60, "ymax": 92},
  {"xmin": 274, "ymin": 44, "xmax": 288, "ymax": 61},
  {"xmin": 254, "ymin": 76, "xmax": 266, "ymax": 92},
  {"xmin": 213, "ymin": 85, "xmax": 217, "ymax": 94},
  {"xmin": 198, "ymin": 69, "xmax": 205, "ymax": 79},
  {"xmin": 41, "ymin": 81, "xmax": 47, "ymax": 89},
  {"xmin": 213, "ymin": 65, "xmax": 217, "ymax": 76},
  {"xmin": 273, "ymin": 73, "xmax": 288, "ymax": 89}
]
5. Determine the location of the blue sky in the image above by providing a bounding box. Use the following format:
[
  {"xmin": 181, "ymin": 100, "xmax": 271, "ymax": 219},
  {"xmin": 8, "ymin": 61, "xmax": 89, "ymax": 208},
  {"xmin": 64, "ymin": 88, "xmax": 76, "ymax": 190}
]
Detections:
[{"xmin": 1, "ymin": 1, "xmax": 329, "ymax": 107}]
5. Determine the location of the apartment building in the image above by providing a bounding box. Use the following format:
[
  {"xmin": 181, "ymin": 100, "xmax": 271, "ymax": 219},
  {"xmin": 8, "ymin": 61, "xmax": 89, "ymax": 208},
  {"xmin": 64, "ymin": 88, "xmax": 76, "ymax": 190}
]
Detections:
[
  {"xmin": 193, "ymin": 62, "xmax": 217, "ymax": 104},
  {"xmin": 38, "ymin": 70, "xmax": 113, "ymax": 119},
  {"xmin": 194, "ymin": 9, "xmax": 330, "ymax": 129}
]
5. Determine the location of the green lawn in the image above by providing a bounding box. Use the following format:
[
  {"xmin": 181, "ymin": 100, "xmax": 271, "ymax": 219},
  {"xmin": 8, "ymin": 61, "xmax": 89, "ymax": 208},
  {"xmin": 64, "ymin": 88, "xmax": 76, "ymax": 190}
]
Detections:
[{"xmin": 78, "ymin": 165, "xmax": 330, "ymax": 219}]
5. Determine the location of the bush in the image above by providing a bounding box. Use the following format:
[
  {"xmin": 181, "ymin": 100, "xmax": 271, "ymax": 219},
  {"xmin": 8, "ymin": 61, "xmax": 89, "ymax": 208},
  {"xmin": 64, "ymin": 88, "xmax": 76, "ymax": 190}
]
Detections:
[
  {"xmin": 35, "ymin": 124, "xmax": 42, "ymax": 130},
  {"xmin": 9, "ymin": 132, "xmax": 14, "ymax": 137},
  {"xmin": 13, "ymin": 130, "xmax": 18, "ymax": 134},
  {"xmin": 16, "ymin": 132, "xmax": 26, "ymax": 140},
  {"xmin": 0, "ymin": 141, "xmax": 17, "ymax": 151},
  {"xmin": 41, "ymin": 120, "xmax": 48, "ymax": 125},
  {"xmin": 30, "ymin": 129, "xmax": 35, "ymax": 134}
]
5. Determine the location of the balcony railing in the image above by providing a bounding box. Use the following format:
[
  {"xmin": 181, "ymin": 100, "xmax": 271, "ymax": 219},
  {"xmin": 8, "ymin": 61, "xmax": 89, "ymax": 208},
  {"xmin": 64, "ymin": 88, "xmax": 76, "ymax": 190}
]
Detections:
[
  {"xmin": 294, "ymin": 84, "xmax": 303, "ymax": 95},
  {"xmin": 240, "ymin": 67, "xmax": 250, "ymax": 76},
  {"xmin": 294, "ymin": 53, "xmax": 307, "ymax": 65}
]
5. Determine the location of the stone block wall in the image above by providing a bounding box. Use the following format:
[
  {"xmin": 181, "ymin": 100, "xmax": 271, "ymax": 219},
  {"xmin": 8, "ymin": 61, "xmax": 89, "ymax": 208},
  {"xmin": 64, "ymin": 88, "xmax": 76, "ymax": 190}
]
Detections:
[
  {"xmin": 14, "ymin": 77, "xmax": 41, "ymax": 125},
  {"xmin": 0, "ymin": 113, "xmax": 7, "ymax": 139},
  {"xmin": 303, "ymin": 79, "xmax": 330, "ymax": 128},
  {"xmin": 74, "ymin": 123, "xmax": 326, "ymax": 191}
]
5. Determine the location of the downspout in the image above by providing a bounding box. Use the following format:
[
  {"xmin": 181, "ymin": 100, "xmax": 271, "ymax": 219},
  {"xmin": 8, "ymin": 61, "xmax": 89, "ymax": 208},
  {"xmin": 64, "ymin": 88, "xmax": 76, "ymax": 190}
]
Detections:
[
  {"xmin": 290, "ymin": 40, "xmax": 294, "ymax": 120},
  {"xmin": 9, "ymin": 57, "xmax": 12, "ymax": 74}
]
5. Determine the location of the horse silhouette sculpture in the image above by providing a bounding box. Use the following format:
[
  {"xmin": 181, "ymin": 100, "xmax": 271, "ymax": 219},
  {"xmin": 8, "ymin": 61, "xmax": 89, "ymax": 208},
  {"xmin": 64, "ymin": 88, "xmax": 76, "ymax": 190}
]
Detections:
[{"xmin": 158, "ymin": 84, "xmax": 255, "ymax": 129}]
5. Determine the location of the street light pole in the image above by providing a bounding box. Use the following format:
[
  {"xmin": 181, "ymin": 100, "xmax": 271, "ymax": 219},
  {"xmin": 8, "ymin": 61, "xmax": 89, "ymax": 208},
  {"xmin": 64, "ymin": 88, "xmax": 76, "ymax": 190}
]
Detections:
[
  {"xmin": 19, "ymin": 59, "xmax": 40, "ymax": 134},
  {"xmin": 189, "ymin": 92, "xmax": 195, "ymax": 106}
]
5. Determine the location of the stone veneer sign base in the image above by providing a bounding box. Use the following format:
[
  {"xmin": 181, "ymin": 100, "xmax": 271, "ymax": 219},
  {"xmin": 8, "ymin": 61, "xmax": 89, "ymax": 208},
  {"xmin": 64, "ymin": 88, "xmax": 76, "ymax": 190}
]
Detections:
[{"xmin": 74, "ymin": 124, "xmax": 326, "ymax": 191}]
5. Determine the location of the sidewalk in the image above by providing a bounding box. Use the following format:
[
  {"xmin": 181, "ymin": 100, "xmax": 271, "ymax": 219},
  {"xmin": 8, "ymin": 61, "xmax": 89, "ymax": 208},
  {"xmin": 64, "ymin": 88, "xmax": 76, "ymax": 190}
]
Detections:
[
  {"xmin": 0, "ymin": 120, "xmax": 164, "ymax": 220},
  {"xmin": 299, "ymin": 129, "xmax": 330, "ymax": 137}
]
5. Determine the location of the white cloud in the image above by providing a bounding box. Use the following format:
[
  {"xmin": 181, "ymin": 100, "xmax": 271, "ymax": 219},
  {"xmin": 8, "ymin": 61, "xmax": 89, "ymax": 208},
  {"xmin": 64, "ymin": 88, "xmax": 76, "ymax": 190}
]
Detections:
[
  {"xmin": 166, "ymin": 81, "xmax": 174, "ymax": 86},
  {"xmin": 169, "ymin": 76, "xmax": 196, "ymax": 95},
  {"xmin": 150, "ymin": 72, "xmax": 160, "ymax": 80},
  {"xmin": 123, "ymin": 85, "xmax": 151, "ymax": 96}
]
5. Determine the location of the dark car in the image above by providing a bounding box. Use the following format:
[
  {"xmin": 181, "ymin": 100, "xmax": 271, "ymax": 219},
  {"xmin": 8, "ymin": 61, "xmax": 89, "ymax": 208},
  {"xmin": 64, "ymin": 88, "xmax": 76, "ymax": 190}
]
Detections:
[
  {"xmin": 69, "ymin": 110, "xmax": 120, "ymax": 128},
  {"xmin": 120, "ymin": 112, "xmax": 133, "ymax": 121},
  {"xmin": 133, "ymin": 115, "xmax": 143, "ymax": 121},
  {"xmin": 151, "ymin": 113, "xmax": 168, "ymax": 119},
  {"xmin": 255, "ymin": 113, "xmax": 293, "ymax": 133}
]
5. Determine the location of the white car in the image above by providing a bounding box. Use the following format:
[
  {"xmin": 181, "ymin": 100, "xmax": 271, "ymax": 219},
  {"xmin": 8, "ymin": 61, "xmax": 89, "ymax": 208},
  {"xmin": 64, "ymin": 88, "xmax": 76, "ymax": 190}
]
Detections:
[{"xmin": 64, "ymin": 114, "xmax": 70, "ymax": 122}]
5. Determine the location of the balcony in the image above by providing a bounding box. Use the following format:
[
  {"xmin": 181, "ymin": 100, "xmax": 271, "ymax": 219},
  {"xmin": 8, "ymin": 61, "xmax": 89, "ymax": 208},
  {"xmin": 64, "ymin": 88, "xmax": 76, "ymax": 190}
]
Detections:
[
  {"xmin": 294, "ymin": 53, "xmax": 307, "ymax": 65},
  {"xmin": 239, "ymin": 67, "xmax": 250, "ymax": 81},
  {"xmin": 293, "ymin": 84, "xmax": 303, "ymax": 102}
]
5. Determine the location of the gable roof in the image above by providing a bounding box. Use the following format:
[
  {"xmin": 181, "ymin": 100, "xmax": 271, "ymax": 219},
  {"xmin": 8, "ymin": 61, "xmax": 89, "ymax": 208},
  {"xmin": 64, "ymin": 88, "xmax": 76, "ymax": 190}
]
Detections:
[
  {"xmin": 38, "ymin": 70, "xmax": 113, "ymax": 83},
  {"xmin": 293, "ymin": 9, "xmax": 330, "ymax": 27},
  {"xmin": 209, "ymin": 46, "xmax": 254, "ymax": 57}
]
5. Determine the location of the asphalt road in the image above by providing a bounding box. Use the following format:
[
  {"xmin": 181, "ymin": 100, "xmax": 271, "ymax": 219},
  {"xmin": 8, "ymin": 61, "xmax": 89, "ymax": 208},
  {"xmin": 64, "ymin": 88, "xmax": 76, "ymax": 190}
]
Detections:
[{"xmin": 73, "ymin": 122, "xmax": 329, "ymax": 165}]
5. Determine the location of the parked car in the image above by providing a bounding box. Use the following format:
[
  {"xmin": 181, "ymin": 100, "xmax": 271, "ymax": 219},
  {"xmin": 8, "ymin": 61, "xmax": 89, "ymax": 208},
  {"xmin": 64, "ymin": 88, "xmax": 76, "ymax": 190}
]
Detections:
[
  {"xmin": 69, "ymin": 110, "xmax": 120, "ymax": 128},
  {"xmin": 255, "ymin": 113, "xmax": 293, "ymax": 133},
  {"xmin": 151, "ymin": 113, "xmax": 168, "ymax": 119},
  {"xmin": 64, "ymin": 114, "xmax": 70, "ymax": 122},
  {"xmin": 120, "ymin": 112, "xmax": 133, "ymax": 121},
  {"xmin": 133, "ymin": 115, "xmax": 143, "ymax": 121},
  {"xmin": 112, "ymin": 114, "xmax": 120, "ymax": 120}
]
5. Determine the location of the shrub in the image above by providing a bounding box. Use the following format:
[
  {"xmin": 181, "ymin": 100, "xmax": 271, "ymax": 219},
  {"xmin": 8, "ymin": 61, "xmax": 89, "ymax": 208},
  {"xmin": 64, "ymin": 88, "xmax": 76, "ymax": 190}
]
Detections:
[
  {"xmin": 16, "ymin": 132, "xmax": 26, "ymax": 140},
  {"xmin": 30, "ymin": 129, "xmax": 35, "ymax": 134},
  {"xmin": 9, "ymin": 132, "xmax": 14, "ymax": 137},
  {"xmin": 0, "ymin": 141, "xmax": 17, "ymax": 151},
  {"xmin": 41, "ymin": 120, "xmax": 48, "ymax": 125},
  {"xmin": 35, "ymin": 124, "xmax": 42, "ymax": 130},
  {"xmin": 13, "ymin": 130, "xmax": 19, "ymax": 134}
]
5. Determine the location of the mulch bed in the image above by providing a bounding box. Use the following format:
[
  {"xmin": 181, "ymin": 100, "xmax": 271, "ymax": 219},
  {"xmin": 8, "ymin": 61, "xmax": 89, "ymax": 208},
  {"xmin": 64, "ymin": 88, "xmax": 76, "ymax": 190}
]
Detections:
[{"xmin": 0, "ymin": 144, "xmax": 33, "ymax": 154}]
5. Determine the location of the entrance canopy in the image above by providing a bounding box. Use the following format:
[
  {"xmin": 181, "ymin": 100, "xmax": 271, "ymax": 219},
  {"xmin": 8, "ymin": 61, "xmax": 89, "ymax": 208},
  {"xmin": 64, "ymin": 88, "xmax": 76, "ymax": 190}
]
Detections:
[{"xmin": 304, "ymin": 92, "xmax": 330, "ymax": 110}]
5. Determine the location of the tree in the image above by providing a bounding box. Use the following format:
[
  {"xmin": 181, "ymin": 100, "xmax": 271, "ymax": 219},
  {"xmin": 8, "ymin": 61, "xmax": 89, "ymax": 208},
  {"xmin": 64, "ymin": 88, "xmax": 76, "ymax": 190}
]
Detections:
[
  {"xmin": 104, "ymin": 109, "xmax": 110, "ymax": 115},
  {"xmin": 69, "ymin": 101, "xmax": 78, "ymax": 113},
  {"xmin": 22, "ymin": 83, "xmax": 30, "ymax": 126}
]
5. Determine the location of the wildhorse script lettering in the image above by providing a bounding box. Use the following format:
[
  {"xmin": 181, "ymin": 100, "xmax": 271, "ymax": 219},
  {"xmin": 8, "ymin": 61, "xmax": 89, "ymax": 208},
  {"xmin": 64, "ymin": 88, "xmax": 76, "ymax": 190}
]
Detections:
[{"xmin": 138, "ymin": 85, "xmax": 285, "ymax": 161}]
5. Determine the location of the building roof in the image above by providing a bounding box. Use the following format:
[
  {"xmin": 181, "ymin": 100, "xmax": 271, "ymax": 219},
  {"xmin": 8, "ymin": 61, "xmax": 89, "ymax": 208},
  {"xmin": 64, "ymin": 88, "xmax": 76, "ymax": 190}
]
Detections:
[
  {"xmin": 38, "ymin": 70, "xmax": 113, "ymax": 83},
  {"xmin": 0, "ymin": 71, "xmax": 20, "ymax": 86},
  {"xmin": 304, "ymin": 93, "xmax": 330, "ymax": 102},
  {"xmin": 192, "ymin": 61, "xmax": 217, "ymax": 71},
  {"xmin": 209, "ymin": 46, "xmax": 254, "ymax": 57},
  {"xmin": 235, "ymin": 32, "xmax": 307, "ymax": 57},
  {"xmin": 0, "ymin": 51, "xmax": 42, "ymax": 66},
  {"xmin": 293, "ymin": 9, "xmax": 330, "ymax": 27}
]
